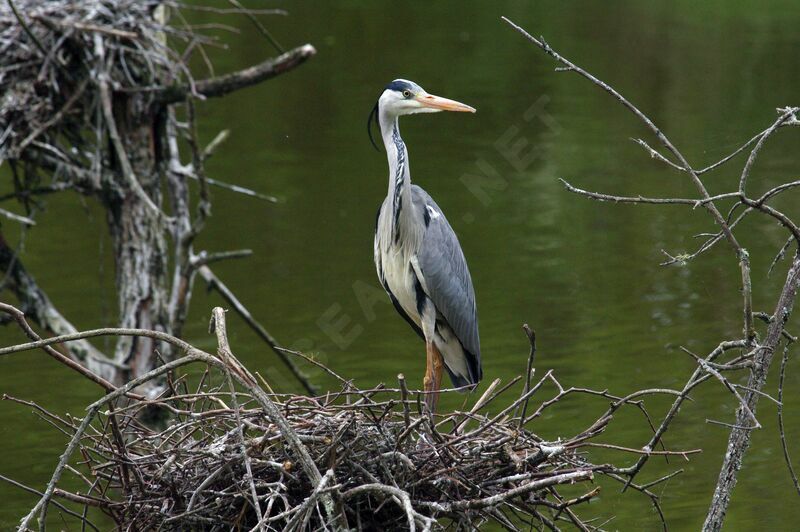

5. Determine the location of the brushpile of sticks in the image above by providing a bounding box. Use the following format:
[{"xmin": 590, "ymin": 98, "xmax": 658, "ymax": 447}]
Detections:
[
  {"xmin": 0, "ymin": 0, "xmax": 164, "ymax": 162},
  {"xmin": 1, "ymin": 306, "xmax": 694, "ymax": 531},
  {"xmin": 66, "ymin": 375, "xmax": 593, "ymax": 530},
  {"xmin": 0, "ymin": 0, "xmax": 305, "ymax": 162}
]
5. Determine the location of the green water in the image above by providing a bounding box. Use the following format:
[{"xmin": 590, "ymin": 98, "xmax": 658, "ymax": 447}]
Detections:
[{"xmin": 2, "ymin": 1, "xmax": 800, "ymax": 529}]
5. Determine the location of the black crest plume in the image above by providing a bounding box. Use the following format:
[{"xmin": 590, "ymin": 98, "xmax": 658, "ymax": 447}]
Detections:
[{"xmin": 367, "ymin": 98, "xmax": 381, "ymax": 152}]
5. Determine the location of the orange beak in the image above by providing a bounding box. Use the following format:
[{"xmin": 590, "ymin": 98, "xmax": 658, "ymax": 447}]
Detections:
[{"xmin": 415, "ymin": 93, "xmax": 476, "ymax": 113}]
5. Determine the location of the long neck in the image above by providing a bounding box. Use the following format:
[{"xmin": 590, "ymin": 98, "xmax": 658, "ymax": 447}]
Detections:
[{"xmin": 379, "ymin": 109, "xmax": 414, "ymax": 244}]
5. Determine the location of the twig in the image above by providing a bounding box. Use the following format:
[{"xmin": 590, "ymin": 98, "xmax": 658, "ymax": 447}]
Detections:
[
  {"xmin": 211, "ymin": 308, "xmax": 264, "ymax": 528},
  {"xmin": 518, "ymin": 324, "xmax": 536, "ymax": 429},
  {"xmin": 430, "ymin": 471, "xmax": 594, "ymax": 511},
  {"xmin": 777, "ymin": 341, "xmax": 800, "ymax": 496},
  {"xmin": 0, "ymin": 303, "xmax": 135, "ymax": 397},
  {"xmin": 5, "ymin": 0, "xmax": 48, "ymax": 57},
  {"xmin": 0, "ymin": 474, "xmax": 100, "ymax": 532},
  {"xmin": 19, "ymin": 406, "xmax": 99, "ymax": 532},
  {"xmin": 0, "ymin": 206, "xmax": 35, "ymax": 226},
  {"xmin": 738, "ymin": 109, "xmax": 798, "ymax": 195},
  {"xmin": 226, "ymin": 0, "xmax": 283, "ymax": 54},
  {"xmin": 190, "ymin": 249, "xmax": 252, "ymax": 268},
  {"xmin": 561, "ymin": 178, "xmax": 698, "ymax": 206},
  {"xmin": 398, "ymin": 373, "xmax": 411, "ymax": 429},
  {"xmin": 770, "ymin": 238, "xmax": 796, "ymax": 278},
  {"xmin": 502, "ymin": 17, "xmax": 743, "ymax": 257},
  {"xmin": 577, "ymin": 442, "xmax": 700, "ymax": 457},
  {"xmin": 682, "ymin": 347, "xmax": 760, "ymax": 429}
]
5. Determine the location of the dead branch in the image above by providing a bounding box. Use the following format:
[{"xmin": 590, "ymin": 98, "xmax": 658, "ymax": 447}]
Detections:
[
  {"xmin": 0, "ymin": 0, "xmax": 318, "ymax": 397},
  {"xmin": 777, "ymin": 341, "xmax": 800, "ymax": 496},
  {"xmin": 704, "ymin": 253, "xmax": 800, "ymax": 530},
  {"xmin": 154, "ymin": 44, "xmax": 316, "ymax": 104}
]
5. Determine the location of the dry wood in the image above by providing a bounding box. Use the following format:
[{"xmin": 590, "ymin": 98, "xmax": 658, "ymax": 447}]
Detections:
[{"xmin": 0, "ymin": 0, "xmax": 316, "ymax": 394}]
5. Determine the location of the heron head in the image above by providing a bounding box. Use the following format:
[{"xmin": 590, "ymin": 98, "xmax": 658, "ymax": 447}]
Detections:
[
  {"xmin": 379, "ymin": 79, "xmax": 476, "ymax": 116},
  {"xmin": 368, "ymin": 79, "xmax": 475, "ymax": 150}
]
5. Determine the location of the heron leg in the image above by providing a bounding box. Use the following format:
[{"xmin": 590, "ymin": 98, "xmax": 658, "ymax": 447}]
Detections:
[{"xmin": 424, "ymin": 341, "xmax": 444, "ymax": 413}]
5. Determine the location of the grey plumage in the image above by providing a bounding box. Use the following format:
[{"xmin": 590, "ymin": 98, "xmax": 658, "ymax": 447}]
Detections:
[
  {"xmin": 412, "ymin": 187, "xmax": 481, "ymax": 384},
  {"xmin": 373, "ymin": 79, "xmax": 481, "ymax": 390}
]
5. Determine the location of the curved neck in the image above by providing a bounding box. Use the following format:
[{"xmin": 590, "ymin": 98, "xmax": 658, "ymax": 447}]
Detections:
[
  {"xmin": 379, "ymin": 108, "xmax": 414, "ymax": 243},
  {"xmin": 379, "ymin": 111, "xmax": 409, "ymax": 192}
]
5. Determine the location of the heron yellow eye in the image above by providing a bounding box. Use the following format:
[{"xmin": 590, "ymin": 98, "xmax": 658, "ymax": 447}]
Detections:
[{"xmin": 402, "ymin": 90, "xmax": 412, "ymax": 98}]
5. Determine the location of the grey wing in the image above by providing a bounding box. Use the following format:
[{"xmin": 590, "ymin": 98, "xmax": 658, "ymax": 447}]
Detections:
[{"xmin": 411, "ymin": 186, "xmax": 481, "ymax": 378}]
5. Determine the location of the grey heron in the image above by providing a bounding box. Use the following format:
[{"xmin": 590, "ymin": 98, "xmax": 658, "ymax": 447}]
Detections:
[{"xmin": 371, "ymin": 79, "xmax": 481, "ymax": 412}]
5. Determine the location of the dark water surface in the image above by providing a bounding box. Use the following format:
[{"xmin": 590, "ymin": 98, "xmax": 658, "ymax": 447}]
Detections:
[{"xmin": 2, "ymin": 1, "xmax": 800, "ymax": 529}]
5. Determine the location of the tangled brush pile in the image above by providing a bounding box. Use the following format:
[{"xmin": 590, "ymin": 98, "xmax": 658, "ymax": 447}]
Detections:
[
  {"xmin": 82, "ymin": 378, "xmax": 604, "ymax": 529},
  {"xmin": 0, "ymin": 0, "xmax": 172, "ymax": 162},
  {"xmin": 74, "ymin": 384, "xmax": 596, "ymax": 530},
  {"xmin": 1, "ymin": 306, "xmax": 692, "ymax": 531}
]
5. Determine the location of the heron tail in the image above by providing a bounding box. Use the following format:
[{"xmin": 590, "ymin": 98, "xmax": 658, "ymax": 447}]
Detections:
[{"xmin": 443, "ymin": 347, "xmax": 482, "ymax": 392}]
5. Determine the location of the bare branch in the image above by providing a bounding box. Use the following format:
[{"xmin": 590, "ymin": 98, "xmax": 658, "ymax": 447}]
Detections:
[
  {"xmin": 502, "ymin": 17, "xmax": 744, "ymax": 258},
  {"xmin": 704, "ymin": 252, "xmax": 800, "ymax": 530},
  {"xmin": 777, "ymin": 341, "xmax": 800, "ymax": 496},
  {"xmin": 0, "ymin": 206, "xmax": 35, "ymax": 226},
  {"xmin": 155, "ymin": 44, "xmax": 316, "ymax": 104},
  {"xmin": 738, "ymin": 108, "xmax": 799, "ymax": 195},
  {"xmin": 560, "ymin": 178, "xmax": 699, "ymax": 205}
]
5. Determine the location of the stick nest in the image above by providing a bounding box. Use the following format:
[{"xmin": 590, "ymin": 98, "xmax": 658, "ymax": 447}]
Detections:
[
  {"xmin": 39, "ymin": 371, "xmax": 612, "ymax": 531},
  {"xmin": 0, "ymin": 303, "xmax": 692, "ymax": 530},
  {"xmin": 0, "ymin": 0, "xmax": 177, "ymax": 161}
]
